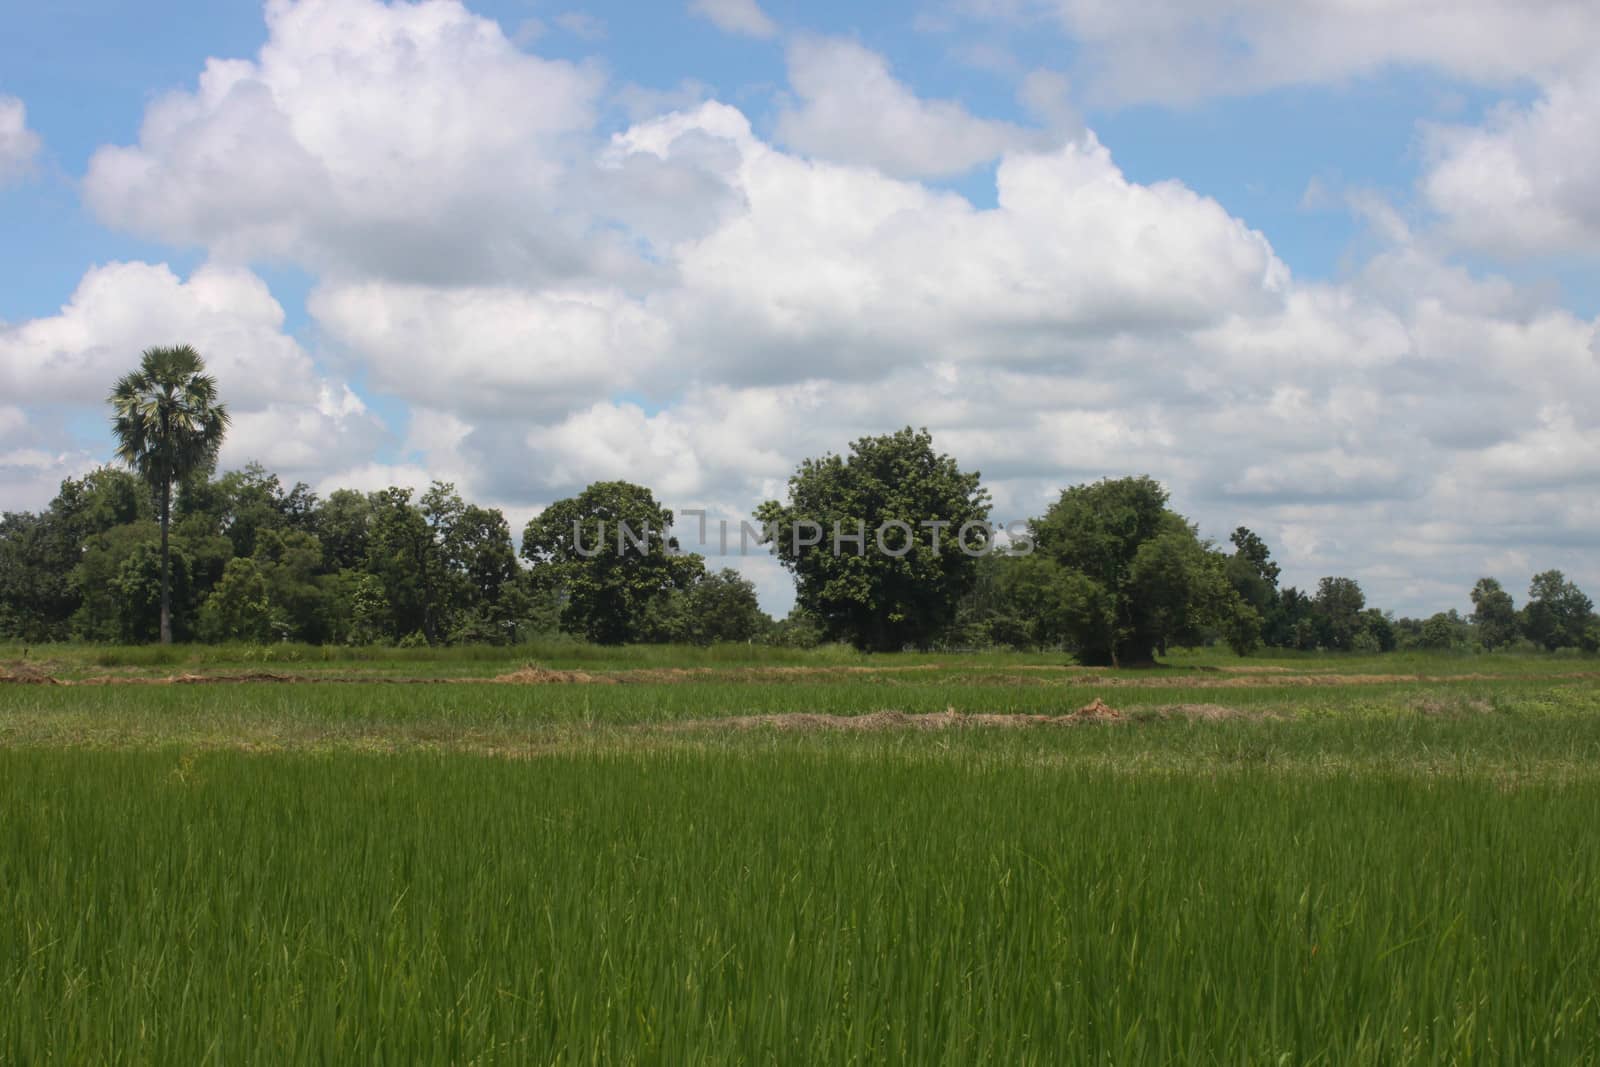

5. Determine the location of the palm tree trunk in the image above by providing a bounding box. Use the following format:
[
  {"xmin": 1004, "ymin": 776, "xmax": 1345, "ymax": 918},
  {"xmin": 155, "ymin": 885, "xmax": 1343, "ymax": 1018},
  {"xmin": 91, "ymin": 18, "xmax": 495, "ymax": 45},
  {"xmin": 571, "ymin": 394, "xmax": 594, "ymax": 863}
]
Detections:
[{"xmin": 159, "ymin": 473, "xmax": 172, "ymax": 645}]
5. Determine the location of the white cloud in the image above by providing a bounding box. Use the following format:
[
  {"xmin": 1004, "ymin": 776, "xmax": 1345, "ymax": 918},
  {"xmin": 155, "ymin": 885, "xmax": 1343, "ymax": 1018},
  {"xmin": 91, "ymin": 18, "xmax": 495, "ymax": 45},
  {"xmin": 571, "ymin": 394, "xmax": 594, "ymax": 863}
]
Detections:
[
  {"xmin": 688, "ymin": 0, "xmax": 777, "ymax": 39},
  {"xmin": 1422, "ymin": 63, "xmax": 1600, "ymax": 257},
  {"xmin": 553, "ymin": 11, "xmax": 606, "ymax": 41},
  {"xmin": 40, "ymin": 5, "xmax": 1600, "ymax": 615},
  {"xmin": 0, "ymin": 261, "xmax": 315, "ymax": 405},
  {"xmin": 976, "ymin": 0, "xmax": 1600, "ymax": 105},
  {"xmin": 83, "ymin": 0, "xmax": 604, "ymax": 284},
  {"xmin": 0, "ymin": 96, "xmax": 42, "ymax": 185},
  {"xmin": 0, "ymin": 406, "xmax": 25, "ymax": 442},
  {"xmin": 309, "ymin": 280, "xmax": 670, "ymax": 417},
  {"xmin": 0, "ymin": 260, "xmax": 384, "ymax": 488},
  {"xmin": 775, "ymin": 37, "xmax": 1054, "ymax": 178}
]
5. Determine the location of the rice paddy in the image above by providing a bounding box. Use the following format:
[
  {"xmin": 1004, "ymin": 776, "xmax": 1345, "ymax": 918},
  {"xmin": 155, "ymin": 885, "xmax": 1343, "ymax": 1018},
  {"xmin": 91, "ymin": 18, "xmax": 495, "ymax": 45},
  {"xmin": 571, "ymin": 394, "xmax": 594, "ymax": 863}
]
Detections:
[{"xmin": 3, "ymin": 644, "xmax": 1598, "ymax": 1063}]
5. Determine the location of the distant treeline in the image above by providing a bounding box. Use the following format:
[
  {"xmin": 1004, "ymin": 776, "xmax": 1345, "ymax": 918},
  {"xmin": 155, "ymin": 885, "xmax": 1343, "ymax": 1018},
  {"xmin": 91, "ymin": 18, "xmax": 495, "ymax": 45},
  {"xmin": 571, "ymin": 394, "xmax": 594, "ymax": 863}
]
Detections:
[{"xmin": 2, "ymin": 434, "xmax": 1595, "ymax": 658}]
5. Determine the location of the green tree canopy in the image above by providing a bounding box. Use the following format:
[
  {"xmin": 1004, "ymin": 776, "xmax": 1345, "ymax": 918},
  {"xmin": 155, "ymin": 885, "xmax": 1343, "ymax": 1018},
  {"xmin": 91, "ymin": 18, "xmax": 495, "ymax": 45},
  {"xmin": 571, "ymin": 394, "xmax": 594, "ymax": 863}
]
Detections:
[
  {"xmin": 1028, "ymin": 476, "xmax": 1255, "ymax": 665},
  {"xmin": 1469, "ymin": 577, "xmax": 1518, "ymax": 650},
  {"xmin": 522, "ymin": 481, "xmax": 700, "ymax": 644},
  {"xmin": 755, "ymin": 427, "xmax": 990, "ymax": 652},
  {"xmin": 108, "ymin": 345, "xmax": 230, "ymax": 644},
  {"xmin": 1522, "ymin": 570, "xmax": 1595, "ymax": 651}
]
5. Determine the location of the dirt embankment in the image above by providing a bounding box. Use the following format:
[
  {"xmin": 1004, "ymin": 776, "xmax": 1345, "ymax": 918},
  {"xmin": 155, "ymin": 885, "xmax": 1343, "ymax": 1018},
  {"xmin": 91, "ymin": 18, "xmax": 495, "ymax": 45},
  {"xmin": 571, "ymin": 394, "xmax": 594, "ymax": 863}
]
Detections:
[
  {"xmin": 650, "ymin": 699, "xmax": 1277, "ymax": 734},
  {"xmin": 7, "ymin": 660, "xmax": 1595, "ymax": 690}
]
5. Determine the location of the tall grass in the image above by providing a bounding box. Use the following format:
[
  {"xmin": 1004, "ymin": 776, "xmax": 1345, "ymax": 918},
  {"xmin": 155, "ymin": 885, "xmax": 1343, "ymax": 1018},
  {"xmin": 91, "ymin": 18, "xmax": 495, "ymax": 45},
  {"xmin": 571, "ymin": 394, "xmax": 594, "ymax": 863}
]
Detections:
[{"xmin": 3, "ymin": 746, "xmax": 1598, "ymax": 1064}]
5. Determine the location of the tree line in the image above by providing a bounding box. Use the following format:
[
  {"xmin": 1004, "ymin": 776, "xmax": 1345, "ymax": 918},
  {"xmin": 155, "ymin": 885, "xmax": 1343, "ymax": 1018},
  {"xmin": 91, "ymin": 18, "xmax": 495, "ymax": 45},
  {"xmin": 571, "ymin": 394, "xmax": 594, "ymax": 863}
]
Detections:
[{"xmin": 0, "ymin": 350, "xmax": 1594, "ymax": 657}]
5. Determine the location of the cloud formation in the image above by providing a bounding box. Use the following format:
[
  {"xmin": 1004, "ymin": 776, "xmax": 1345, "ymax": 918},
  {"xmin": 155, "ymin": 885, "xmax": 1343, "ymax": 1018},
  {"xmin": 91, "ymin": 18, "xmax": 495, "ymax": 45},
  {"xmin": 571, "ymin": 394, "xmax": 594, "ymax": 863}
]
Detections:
[
  {"xmin": 1422, "ymin": 62, "xmax": 1600, "ymax": 258},
  {"xmin": 775, "ymin": 37, "xmax": 1055, "ymax": 178},
  {"xmin": 83, "ymin": 0, "xmax": 604, "ymax": 284},
  {"xmin": 0, "ymin": 260, "xmax": 381, "ymax": 494},
  {"xmin": 688, "ymin": 0, "xmax": 777, "ymax": 39},
  {"xmin": 0, "ymin": 96, "xmax": 41, "ymax": 185},
  {"xmin": 971, "ymin": 0, "xmax": 1600, "ymax": 105},
  {"xmin": 4, "ymin": 0, "xmax": 1596, "ymax": 616}
]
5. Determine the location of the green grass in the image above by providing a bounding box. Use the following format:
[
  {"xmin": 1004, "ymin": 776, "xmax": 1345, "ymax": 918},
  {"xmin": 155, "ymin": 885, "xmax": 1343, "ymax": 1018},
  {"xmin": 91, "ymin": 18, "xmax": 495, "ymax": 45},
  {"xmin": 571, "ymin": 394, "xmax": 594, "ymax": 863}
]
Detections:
[
  {"xmin": 4, "ymin": 650, "xmax": 1600, "ymax": 1062},
  {"xmin": 6, "ymin": 638, "xmax": 1593, "ymax": 680},
  {"xmin": 3, "ymin": 745, "xmax": 1599, "ymax": 1064}
]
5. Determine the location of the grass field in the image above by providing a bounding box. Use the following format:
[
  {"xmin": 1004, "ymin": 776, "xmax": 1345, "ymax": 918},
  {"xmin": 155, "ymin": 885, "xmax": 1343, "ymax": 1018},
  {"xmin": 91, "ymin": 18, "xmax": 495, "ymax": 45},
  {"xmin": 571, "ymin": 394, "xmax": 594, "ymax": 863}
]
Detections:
[{"xmin": 4, "ymin": 644, "xmax": 1600, "ymax": 1063}]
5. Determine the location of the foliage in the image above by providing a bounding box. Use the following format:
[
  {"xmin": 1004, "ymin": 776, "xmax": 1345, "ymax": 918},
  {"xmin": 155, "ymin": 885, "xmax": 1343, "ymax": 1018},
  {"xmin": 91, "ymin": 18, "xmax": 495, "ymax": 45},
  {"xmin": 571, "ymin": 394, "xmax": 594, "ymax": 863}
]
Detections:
[
  {"xmin": 6, "ymin": 713, "xmax": 1600, "ymax": 1063},
  {"xmin": 1522, "ymin": 570, "xmax": 1595, "ymax": 652},
  {"xmin": 756, "ymin": 427, "xmax": 989, "ymax": 652},
  {"xmin": 108, "ymin": 346, "xmax": 230, "ymax": 644},
  {"xmin": 1469, "ymin": 578, "xmax": 1519, "ymax": 651},
  {"xmin": 522, "ymin": 481, "xmax": 701, "ymax": 644},
  {"xmin": 1027, "ymin": 476, "xmax": 1255, "ymax": 664}
]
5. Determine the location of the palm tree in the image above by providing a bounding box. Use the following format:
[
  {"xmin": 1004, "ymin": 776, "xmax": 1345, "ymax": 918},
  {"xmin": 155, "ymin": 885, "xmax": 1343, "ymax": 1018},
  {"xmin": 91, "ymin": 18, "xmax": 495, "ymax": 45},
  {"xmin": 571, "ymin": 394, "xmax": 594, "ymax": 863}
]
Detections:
[{"xmin": 109, "ymin": 346, "xmax": 230, "ymax": 644}]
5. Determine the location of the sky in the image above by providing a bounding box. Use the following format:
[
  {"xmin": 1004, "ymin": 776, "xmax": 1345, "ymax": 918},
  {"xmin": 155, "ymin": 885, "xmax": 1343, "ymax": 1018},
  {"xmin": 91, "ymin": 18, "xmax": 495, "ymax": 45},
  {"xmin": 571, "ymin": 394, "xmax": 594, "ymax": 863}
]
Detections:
[{"xmin": 2, "ymin": 0, "xmax": 1598, "ymax": 618}]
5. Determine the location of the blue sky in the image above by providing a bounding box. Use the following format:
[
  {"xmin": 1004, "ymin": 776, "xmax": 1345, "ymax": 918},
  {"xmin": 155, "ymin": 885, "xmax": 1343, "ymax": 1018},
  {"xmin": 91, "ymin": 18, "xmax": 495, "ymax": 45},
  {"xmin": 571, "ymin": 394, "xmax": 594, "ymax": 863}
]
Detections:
[{"xmin": 3, "ymin": 0, "xmax": 1598, "ymax": 616}]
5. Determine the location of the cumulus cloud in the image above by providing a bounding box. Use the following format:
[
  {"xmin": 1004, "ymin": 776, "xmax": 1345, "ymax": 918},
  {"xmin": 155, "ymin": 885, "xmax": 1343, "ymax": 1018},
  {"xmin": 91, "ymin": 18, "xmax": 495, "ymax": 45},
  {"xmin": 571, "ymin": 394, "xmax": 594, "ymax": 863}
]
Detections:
[
  {"xmin": 689, "ymin": 0, "xmax": 776, "ymax": 39},
  {"xmin": 1422, "ymin": 63, "xmax": 1600, "ymax": 257},
  {"xmin": 0, "ymin": 260, "xmax": 383, "ymax": 485},
  {"xmin": 775, "ymin": 37, "xmax": 1054, "ymax": 178},
  {"xmin": 83, "ymin": 0, "xmax": 605, "ymax": 284},
  {"xmin": 309, "ymin": 280, "xmax": 670, "ymax": 418},
  {"xmin": 28, "ymin": 0, "xmax": 1600, "ymax": 615},
  {"xmin": 0, "ymin": 96, "xmax": 42, "ymax": 184},
  {"xmin": 971, "ymin": 0, "xmax": 1600, "ymax": 105}
]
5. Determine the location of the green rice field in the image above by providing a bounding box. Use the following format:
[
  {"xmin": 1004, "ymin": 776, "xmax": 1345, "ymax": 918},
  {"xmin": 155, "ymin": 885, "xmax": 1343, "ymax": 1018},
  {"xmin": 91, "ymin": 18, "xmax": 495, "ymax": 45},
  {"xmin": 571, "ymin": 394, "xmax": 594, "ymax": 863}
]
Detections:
[{"xmin": 3, "ymin": 644, "xmax": 1599, "ymax": 1063}]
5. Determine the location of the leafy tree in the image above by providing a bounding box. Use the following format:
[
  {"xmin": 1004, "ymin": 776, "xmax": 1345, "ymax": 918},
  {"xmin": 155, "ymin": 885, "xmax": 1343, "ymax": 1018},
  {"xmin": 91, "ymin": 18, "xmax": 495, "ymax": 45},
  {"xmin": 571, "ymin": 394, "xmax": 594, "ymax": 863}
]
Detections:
[
  {"xmin": 112, "ymin": 540, "xmax": 197, "ymax": 642},
  {"xmin": 179, "ymin": 461, "xmax": 289, "ymax": 559},
  {"xmin": 108, "ymin": 346, "xmax": 230, "ymax": 643},
  {"xmin": 755, "ymin": 428, "xmax": 990, "ymax": 652},
  {"xmin": 1469, "ymin": 578, "xmax": 1519, "ymax": 651},
  {"xmin": 199, "ymin": 557, "xmax": 275, "ymax": 642},
  {"xmin": 1267, "ymin": 586, "xmax": 1317, "ymax": 650},
  {"xmin": 946, "ymin": 552, "xmax": 1042, "ymax": 649},
  {"xmin": 1522, "ymin": 570, "xmax": 1594, "ymax": 651},
  {"xmin": 365, "ymin": 487, "xmax": 442, "ymax": 643},
  {"xmin": 1359, "ymin": 608, "xmax": 1398, "ymax": 653},
  {"xmin": 1027, "ymin": 476, "xmax": 1253, "ymax": 664},
  {"xmin": 680, "ymin": 568, "xmax": 770, "ymax": 645},
  {"xmin": 1311, "ymin": 577, "xmax": 1366, "ymax": 651},
  {"xmin": 327, "ymin": 570, "xmax": 391, "ymax": 646},
  {"xmin": 1226, "ymin": 527, "xmax": 1280, "ymax": 608},
  {"xmin": 993, "ymin": 552, "xmax": 1104, "ymax": 651},
  {"xmin": 522, "ymin": 481, "xmax": 699, "ymax": 644},
  {"xmin": 316, "ymin": 489, "xmax": 375, "ymax": 572},
  {"xmin": 1418, "ymin": 610, "xmax": 1467, "ymax": 651},
  {"xmin": 421, "ymin": 482, "xmax": 525, "ymax": 641},
  {"xmin": 254, "ymin": 529, "xmax": 329, "ymax": 641},
  {"xmin": 0, "ymin": 469, "xmax": 158, "ymax": 641},
  {"xmin": 763, "ymin": 606, "xmax": 826, "ymax": 649}
]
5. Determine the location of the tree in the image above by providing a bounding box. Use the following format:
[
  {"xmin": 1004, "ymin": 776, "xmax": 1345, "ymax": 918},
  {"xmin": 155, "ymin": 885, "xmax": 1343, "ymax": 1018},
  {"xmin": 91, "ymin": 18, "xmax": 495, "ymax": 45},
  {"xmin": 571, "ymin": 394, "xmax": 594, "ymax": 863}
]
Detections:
[
  {"xmin": 108, "ymin": 346, "xmax": 230, "ymax": 643},
  {"xmin": 316, "ymin": 489, "xmax": 374, "ymax": 573},
  {"xmin": 365, "ymin": 487, "xmax": 440, "ymax": 643},
  {"xmin": 199, "ymin": 557, "xmax": 275, "ymax": 643},
  {"xmin": 179, "ymin": 461, "xmax": 290, "ymax": 559},
  {"xmin": 1469, "ymin": 578, "xmax": 1518, "ymax": 650},
  {"xmin": 1225, "ymin": 527, "xmax": 1281, "ymax": 637},
  {"xmin": 680, "ymin": 568, "xmax": 770, "ymax": 645},
  {"xmin": 1418, "ymin": 611, "xmax": 1466, "ymax": 651},
  {"xmin": 755, "ymin": 428, "xmax": 990, "ymax": 652},
  {"xmin": 1028, "ymin": 476, "xmax": 1254, "ymax": 665},
  {"xmin": 1522, "ymin": 570, "xmax": 1594, "ymax": 651},
  {"xmin": 522, "ymin": 481, "xmax": 699, "ymax": 644},
  {"xmin": 1267, "ymin": 586, "xmax": 1317, "ymax": 650},
  {"xmin": 1311, "ymin": 577, "xmax": 1366, "ymax": 651}
]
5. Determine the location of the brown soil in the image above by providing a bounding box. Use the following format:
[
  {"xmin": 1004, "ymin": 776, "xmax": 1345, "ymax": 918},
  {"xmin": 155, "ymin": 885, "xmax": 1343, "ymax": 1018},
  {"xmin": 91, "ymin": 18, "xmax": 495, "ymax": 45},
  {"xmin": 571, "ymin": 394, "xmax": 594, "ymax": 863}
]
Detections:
[
  {"xmin": 651, "ymin": 699, "xmax": 1285, "ymax": 734},
  {"xmin": 7, "ymin": 659, "xmax": 1596, "ymax": 690},
  {"xmin": 0, "ymin": 664, "xmax": 62, "ymax": 685},
  {"xmin": 490, "ymin": 667, "xmax": 616, "ymax": 685}
]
